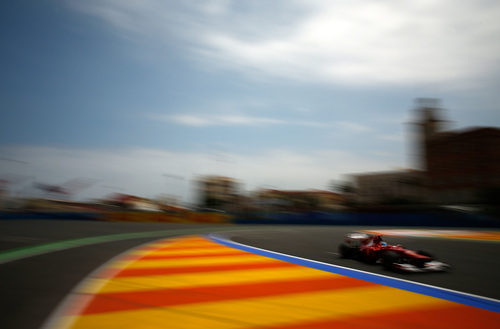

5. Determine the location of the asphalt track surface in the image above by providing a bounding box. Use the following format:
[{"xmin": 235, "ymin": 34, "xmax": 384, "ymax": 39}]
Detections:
[
  {"xmin": 220, "ymin": 226, "xmax": 500, "ymax": 299},
  {"xmin": 1, "ymin": 220, "xmax": 499, "ymax": 329}
]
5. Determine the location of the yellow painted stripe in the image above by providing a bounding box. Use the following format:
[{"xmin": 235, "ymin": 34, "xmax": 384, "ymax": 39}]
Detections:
[
  {"xmin": 62, "ymin": 285, "xmax": 449, "ymax": 329},
  {"xmin": 80, "ymin": 266, "xmax": 339, "ymax": 294},
  {"xmin": 112, "ymin": 254, "xmax": 280, "ymax": 269}
]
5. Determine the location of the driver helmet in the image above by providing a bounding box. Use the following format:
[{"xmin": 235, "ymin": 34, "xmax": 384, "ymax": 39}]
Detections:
[{"xmin": 381, "ymin": 241, "xmax": 388, "ymax": 247}]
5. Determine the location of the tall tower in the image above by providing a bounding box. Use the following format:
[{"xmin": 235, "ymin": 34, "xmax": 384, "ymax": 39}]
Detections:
[{"xmin": 413, "ymin": 98, "xmax": 445, "ymax": 171}]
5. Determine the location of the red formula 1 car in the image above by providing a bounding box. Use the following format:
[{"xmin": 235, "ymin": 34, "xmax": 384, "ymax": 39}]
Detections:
[{"xmin": 338, "ymin": 232, "xmax": 450, "ymax": 272}]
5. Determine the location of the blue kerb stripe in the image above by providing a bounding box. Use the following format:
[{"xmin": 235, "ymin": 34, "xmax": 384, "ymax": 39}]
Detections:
[{"xmin": 207, "ymin": 234, "xmax": 500, "ymax": 313}]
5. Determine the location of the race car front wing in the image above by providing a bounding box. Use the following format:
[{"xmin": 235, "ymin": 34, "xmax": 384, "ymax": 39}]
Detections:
[{"xmin": 392, "ymin": 260, "xmax": 450, "ymax": 273}]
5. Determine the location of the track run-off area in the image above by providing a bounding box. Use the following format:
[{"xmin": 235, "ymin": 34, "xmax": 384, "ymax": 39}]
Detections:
[{"xmin": 1, "ymin": 220, "xmax": 500, "ymax": 329}]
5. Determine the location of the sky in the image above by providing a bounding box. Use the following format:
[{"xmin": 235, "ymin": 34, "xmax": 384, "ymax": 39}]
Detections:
[{"xmin": 1, "ymin": 0, "xmax": 500, "ymax": 204}]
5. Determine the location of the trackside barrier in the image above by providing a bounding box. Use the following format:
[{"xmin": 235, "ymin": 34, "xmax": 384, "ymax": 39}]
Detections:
[
  {"xmin": 0, "ymin": 212, "xmax": 100, "ymax": 221},
  {"xmin": 102, "ymin": 211, "xmax": 232, "ymax": 224},
  {"xmin": 0, "ymin": 211, "xmax": 232, "ymax": 224},
  {"xmin": 1, "ymin": 210, "xmax": 498, "ymax": 227},
  {"xmin": 231, "ymin": 211, "xmax": 500, "ymax": 227}
]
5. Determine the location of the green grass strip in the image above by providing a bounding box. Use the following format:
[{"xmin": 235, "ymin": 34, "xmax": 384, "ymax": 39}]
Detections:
[{"xmin": 0, "ymin": 227, "xmax": 227, "ymax": 264}]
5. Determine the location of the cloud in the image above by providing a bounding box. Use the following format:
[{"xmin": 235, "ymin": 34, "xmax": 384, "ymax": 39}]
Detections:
[
  {"xmin": 152, "ymin": 113, "xmax": 328, "ymax": 127},
  {"xmin": 378, "ymin": 133, "xmax": 404, "ymax": 142},
  {"xmin": 0, "ymin": 145, "xmax": 399, "ymax": 203},
  {"xmin": 168, "ymin": 115, "xmax": 214, "ymax": 127},
  {"xmin": 156, "ymin": 114, "xmax": 285, "ymax": 127},
  {"xmin": 199, "ymin": 1, "xmax": 500, "ymax": 86},
  {"xmin": 72, "ymin": 0, "xmax": 500, "ymax": 86},
  {"xmin": 153, "ymin": 112, "xmax": 373, "ymax": 129},
  {"xmin": 337, "ymin": 121, "xmax": 372, "ymax": 133}
]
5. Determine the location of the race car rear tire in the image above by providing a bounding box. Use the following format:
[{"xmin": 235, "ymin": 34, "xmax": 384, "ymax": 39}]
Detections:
[{"xmin": 381, "ymin": 251, "xmax": 401, "ymax": 270}]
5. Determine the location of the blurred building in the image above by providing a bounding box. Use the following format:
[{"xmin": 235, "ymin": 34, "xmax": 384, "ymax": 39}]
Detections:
[
  {"xmin": 349, "ymin": 170, "xmax": 425, "ymax": 205},
  {"xmin": 105, "ymin": 193, "xmax": 161, "ymax": 211},
  {"xmin": 256, "ymin": 189, "xmax": 345, "ymax": 211},
  {"xmin": 416, "ymin": 100, "xmax": 500, "ymax": 204},
  {"xmin": 196, "ymin": 176, "xmax": 241, "ymax": 211},
  {"xmin": 346, "ymin": 99, "xmax": 500, "ymax": 206}
]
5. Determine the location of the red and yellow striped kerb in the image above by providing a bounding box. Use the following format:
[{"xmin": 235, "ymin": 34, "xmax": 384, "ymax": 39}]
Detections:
[{"xmin": 49, "ymin": 235, "xmax": 499, "ymax": 329}]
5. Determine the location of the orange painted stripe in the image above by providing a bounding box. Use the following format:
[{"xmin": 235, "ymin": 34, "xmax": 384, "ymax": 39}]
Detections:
[
  {"xmin": 260, "ymin": 303, "xmax": 500, "ymax": 329},
  {"xmin": 145, "ymin": 244, "xmax": 226, "ymax": 251},
  {"xmin": 110, "ymin": 259, "xmax": 299, "ymax": 278},
  {"xmin": 79, "ymin": 276, "xmax": 376, "ymax": 315},
  {"xmin": 127, "ymin": 249, "xmax": 251, "ymax": 260}
]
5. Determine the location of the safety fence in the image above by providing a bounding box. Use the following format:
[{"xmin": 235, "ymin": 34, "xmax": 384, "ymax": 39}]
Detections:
[{"xmin": 1, "ymin": 210, "xmax": 499, "ymax": 227}]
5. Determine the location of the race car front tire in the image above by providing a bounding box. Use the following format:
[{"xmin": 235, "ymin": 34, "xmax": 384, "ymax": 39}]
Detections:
[{"xmin": 339, "ymin": 243, "xmax": 356, "ymax": 258}]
